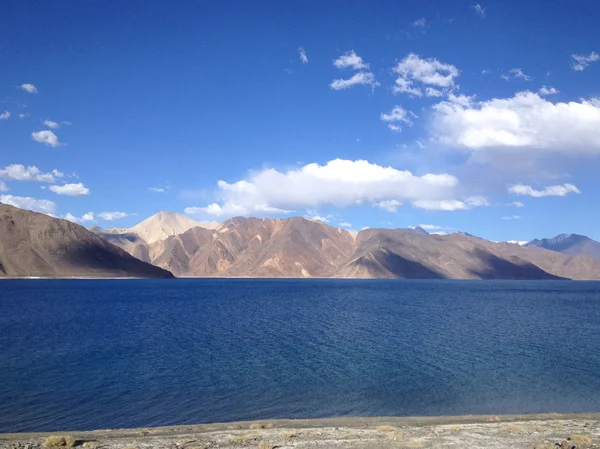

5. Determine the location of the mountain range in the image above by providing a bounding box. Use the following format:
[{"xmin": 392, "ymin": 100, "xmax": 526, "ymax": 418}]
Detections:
[
  {"xmin": 89, "ymin": 211, "xmax": 600, "ymax": 280},
  {"xmin": 3, "ymin": 203, "xmax": 600, "ymax": 280}
]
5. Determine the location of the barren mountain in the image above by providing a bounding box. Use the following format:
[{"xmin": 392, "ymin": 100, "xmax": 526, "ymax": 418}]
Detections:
[
  {"xmin": 90, "ymin": 213, "xmax": 600, "ymax": 280},
  {"xmin": 0, "ymin": 203, "xmax": 173, "ymax": 278},
  {"xmin": 125, "ymin": 211, "xmax": 218, "ymax": 244},
  {"xmin": 526, "ymin": 233, "xmax": 600, "ymax": 261},
  {"xmin": 334, "ymin": 229, "xmax": 600, "ymax": 280}
]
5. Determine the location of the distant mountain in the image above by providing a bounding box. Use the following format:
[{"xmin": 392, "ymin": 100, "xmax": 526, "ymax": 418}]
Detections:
[
  {"xmin": 0, "ymin": 203, "xmax": 173, "ymax": 278},
  {"xmin": 126, "ymin": 211, "xmax": 219, "ymax": 244},
  {"xmin": 91, "ymin": 214, "xmax": 600, "ymax": 280},
  {"xmin": 526, "ymin": 233, "xmax": 600, "ymax": 261}
]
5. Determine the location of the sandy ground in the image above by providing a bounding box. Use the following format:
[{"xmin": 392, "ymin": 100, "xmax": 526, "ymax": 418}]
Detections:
[{"xmin": 1, "ymin": 414, "xmax": 599, "ymax": 449}]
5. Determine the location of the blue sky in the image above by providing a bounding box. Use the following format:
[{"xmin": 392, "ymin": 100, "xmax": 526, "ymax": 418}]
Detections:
[{"xmin": 2, "ymin": 0, "xmax": 600, "ymax": 242}]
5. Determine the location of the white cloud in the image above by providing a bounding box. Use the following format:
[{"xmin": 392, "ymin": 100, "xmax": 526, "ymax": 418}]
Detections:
[
  {"xmin": 447, "ymin": 92, "xmax": 475, "ymax": 107},
  {"xmin": 376, "ymin": 199, "xmax": 403, "ymax": 212},
  {"xmin": 481, "ymin": 69, "xmax": 491, "ymax": 75},
  {"xmin": 65, "ymin": 212, "xmax": 95, "ymax": 224},
  {"xmin": 501, "ymin": 215, "xmax": 521, "ymax": 220},
  {"xmin": 0, "ymin": 110, "xmax": 10, "ymax": 120},
  {"xmin": 412, "ymin": 18, "xmax": 426, "ymax": 28},
  {"xmin": 299, "ymin": 47, "xmax": 308, "ymax": 63},
  {"xmin": 0, "ymin": 194, "xmax": 56, "ymax": 215},
  {"xmin": 380, "ymin": 105, "xmax": 416, "ymax": 131},
  {"xmin": 18, "ymin": 113, "xmax": 29, "ymax": 119},
  {"xmin": 0, "ymin": 181, "xmax": 7, "ymax": 192},
  {"xmin": 362, "ymin": 226, "xmax": 370, "ymax": 230},
  {"xmin": 537, "ymin": 86, "xmax": 559, "ymax": 96},
  {"xmin": 511, "ymin": 201, "xmax": 525, "ymax": 207},
  {"xmin": 508, "ymin": 68, "xmax": 532, "ymax": 81},
  {"xmin": 20, "ymin": 84, "xmax": 38, "ymax": 94},
  {"xmin": 43, "ymin": 120, "xmax": 60, "ymax": 129},
  {"xmin": 473, "ymin": 3, "xmax": 485, "ymax": 16},
  {"xmin": 52, "ymin": 169, "xmax": 64, "ymax": 178},
  {"xmin": 0, "ymin": 164, "xmax": 58, "ymax": 182},
  {"xmin": 393, "ymin": 53, "xmax": 459, "ymax": 97},
  {"xmin": 425, "ymin": 87, "xmax": 443, "ymax": 97},
  {"xmin": 62, "ymin": 121, "xmax": 72, "ymax": 126},
  {"xmin": 32, "ymin": 130, "xmax": 62, "ymax": 147},
  {"xmin": 98, "ymin": 211, "xmax": 129, "ymax": 221},
  {"xmin": 330, "ymin": 72, "xmax": 379, "ymax": 90},
  {"xmin": 339, "ymin": 221, "xmax": 352, "ymax": 228},
  {"xmin": 432, "ymin": 91, "xmax": 600, "ymax": 153},
  {"xmin": 416, "ymin": 224, "xmax": 443, "ymax": 230},
  {"xmin": 149, "ymin": 187, "xmax": 165, "ymax": 193},
  {"xmin": 412, "ymin": 195, "xmax": 489, "ymax": 211},
  {"xmin": 49, "ymin": 183, "xmax": 90, "ymax": 196},
  {"xmin": 508, "ymin": 183, "xmax": 580, "ymax": 197},
  {"xmin": 187, "ymin": 159, "xmax": 459, "ymax": 218},
  {"xmin": 333, "ymin": 50, "xmax": 369, "ymax": 70},
  {"xmin": 506, "ymin": 240, "xmax": 528, "ymax": 245},
  {"xmin": 307, "ymin": 214, "xmax": 330, "ymax": 223},
  {"xmin": 572, "ymin": 52, "xmax": 599, "ymax": 71}
]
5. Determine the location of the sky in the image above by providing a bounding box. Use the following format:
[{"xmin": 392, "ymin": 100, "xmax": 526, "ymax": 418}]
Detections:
[{"xmin": 1, "ymin": 0, "xmax": 600, "ymax": 242}]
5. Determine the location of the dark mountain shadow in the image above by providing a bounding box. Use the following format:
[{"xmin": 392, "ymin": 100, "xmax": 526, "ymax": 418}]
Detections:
[
  {"xmin": 468, "ymin": 248, "xmax": 565, "ymax": 280},
  {"xmin": 354, "ymin": 250, "xmax": 445, "ymax": 279}
]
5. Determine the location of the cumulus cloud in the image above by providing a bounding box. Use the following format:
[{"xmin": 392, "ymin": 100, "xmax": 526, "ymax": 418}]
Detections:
[
  {"xmin": 0, "ymin": 164, "xmax": 59, "ymax": 182},
  {"xmin": 0, "ymin": 194, "xmax": 56, "ymax": 215},
  {"xmin": 298, "ymin": 47, "xmax": 308, "ymax": 63},
  {"xmin": 0, "ymin": 181, "xmax": 7, "ymax": 192},
  {"xmin": 572, "ymin": 52, "xmax": 599, "ymax": 71},
  {"xmin": 186, "ymin": 159, "xmax": 460, "ymax": 218},
  {"xmin": 49, "ymin": 183, "xmax": 90, "ymax": 196},
  {"xmin": 32, "ymin": 130, "xmax": 62, "ymax": 147},
  {"xmin": 376, "ymin": 199, "xmax": 403, "ymax": 212},
  {"xmin": 393, "ymin": 53, "xmax": 459, "ymax": 97},
  {"xmin": 98, "ymin": 211, "xmax": 129, "ymax": 221},
  {"xmin": 412, "ymin": 18, "xmax": 426, "ymax": 28},
  {"xmin": 432, "ymin": 91, "xmax": 600, "ymax": 153},
  {"xmin": 65, "ymin": 212, "xmax": 95, "ymax": 224},
  {"xmin": 380, "ymin": 106, "xmax": 416, "ymax": 132},
  {"xmin": 333, "ymin": 50, "xmax": 370, "ymax": 70},
  {"xmin": 43, "ymin": 120, "xmax": 60, "ymax": 129},
  {"xmin": 20, "ymin": 84, "xmax": 38, "ymax": 94},
  {"xmin": 538, "ymin": 86, "xmax": 559, "ymax": 96},
  {"xmin": 330, "ymin": 72, "xmax": 379, "ymax": 90},
  {"xmin": 412, "ymin": 196, "xmax": 490, "ymax": 211},
  {"xmin": 0, "ymin": 111, "xmax": 10, "ymax": 120},
  {"xmin": 508, "ymin": 183, "xmax": 580, "ymax": 197},
  {"xmin": 339, "ymin": 221, "xmax": 352, "ymax": 228},
  {"xmin": 511, "ymin": 201, "xmax": 525, "ymax": 207},
  {"xmin": 473, "ymin": 3, "xmax": 485, "ymax": 16}
]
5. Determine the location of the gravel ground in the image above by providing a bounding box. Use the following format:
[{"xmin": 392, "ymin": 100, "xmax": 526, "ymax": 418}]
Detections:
[{"xmin": 0, "ymin": 414, "xmax": 598, "ymax": 449}]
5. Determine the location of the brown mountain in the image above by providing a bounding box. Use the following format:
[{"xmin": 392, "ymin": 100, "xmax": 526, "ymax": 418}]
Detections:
[
  {"xmin": 335, "ymin": 229, "xmax": 600, "ymax": 280},
  {"xmin": 91, "ymin": 214, "xmax": 600, "ymax": 280},
  {"xmin": 0, "ymin": 203, "xmax": 173, "ymax": 278}
]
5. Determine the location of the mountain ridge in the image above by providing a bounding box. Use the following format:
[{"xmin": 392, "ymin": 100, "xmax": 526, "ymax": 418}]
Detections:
[{"xmin": 89, "ymin": 213, "xmax": 600, "ymax": 280}]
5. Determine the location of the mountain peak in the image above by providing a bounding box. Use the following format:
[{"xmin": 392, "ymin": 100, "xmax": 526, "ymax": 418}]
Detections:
[{"xmin": 128, "ymin": 211, "xmax": 218, "ymax": 244}]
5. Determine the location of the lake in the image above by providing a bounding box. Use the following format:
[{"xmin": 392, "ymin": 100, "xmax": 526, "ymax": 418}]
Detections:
[{"xmin": 1, "ymin": 279, "xmax": 599, "ymax": 432}]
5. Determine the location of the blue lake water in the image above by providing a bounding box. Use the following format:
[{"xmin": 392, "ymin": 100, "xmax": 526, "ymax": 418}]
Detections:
[{"xmin": 1, "ymin": 279, "xmax": 600, "ymax": 432}]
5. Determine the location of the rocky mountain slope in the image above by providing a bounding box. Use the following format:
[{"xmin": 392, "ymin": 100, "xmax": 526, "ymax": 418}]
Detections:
[
  {"xmin": 92, "ymin": 213, "xmax": 600, "ymax": 280},
  {"xmin": 526, "ymin": 233, "xmax": 600, "ymax": 261},
  {"xmin": 0, "ymin": 203, "xmax": 173, "ymax": 278}
]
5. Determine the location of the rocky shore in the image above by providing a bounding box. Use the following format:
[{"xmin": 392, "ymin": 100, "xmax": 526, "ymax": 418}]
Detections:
[{"xmin": 1, "ymin": 413, "xmax": 598, "ymax": 449}]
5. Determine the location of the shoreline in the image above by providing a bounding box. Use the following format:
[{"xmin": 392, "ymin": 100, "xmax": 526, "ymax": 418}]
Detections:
[{"xmin": 2, "ymin": 413, "xmax": 598, "ymax": 448}]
